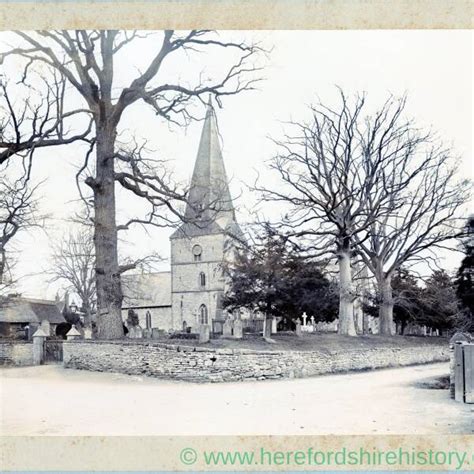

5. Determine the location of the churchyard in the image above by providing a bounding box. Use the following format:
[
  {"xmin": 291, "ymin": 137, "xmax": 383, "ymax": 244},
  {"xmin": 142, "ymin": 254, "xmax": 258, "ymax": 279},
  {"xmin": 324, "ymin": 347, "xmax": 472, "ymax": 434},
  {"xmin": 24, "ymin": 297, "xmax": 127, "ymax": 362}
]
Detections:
[{"xmin": 152, "ymin": 332, "xmax": 449, "ymax": 352}]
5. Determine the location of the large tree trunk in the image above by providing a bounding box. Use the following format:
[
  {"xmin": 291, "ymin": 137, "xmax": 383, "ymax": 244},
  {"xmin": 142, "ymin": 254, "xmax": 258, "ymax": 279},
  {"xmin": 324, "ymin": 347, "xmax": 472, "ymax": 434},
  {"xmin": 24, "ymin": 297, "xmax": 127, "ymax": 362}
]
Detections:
[
  {"xmin": 93, "ymin": 124, "xmax": 124, "ymax": 339},
  {"xmin": 353, "ymin": 297, "xmax": 363, "ymax": 334},
  {"xmin": 337, "ymin": 248, "xmax": 357, "ymax": 336},
  {"xmin": 378, "ymin": 274, "xmax": 395, "ymax": 336},
  {"xmin": 400, "ymin": 320, "xmax": 407, "ymax": 335},
  {"xmin": 0, "ymin": 247, "xmax": 5, "ymax": 285},
  {"xmin": 83, "ymin": 302, "xmax": 92, "ymax": 329},
  {"xmin": 363, "ymin": 312, "xmax": 370, "ymax": 334},
  {"xmin": 263, "ymin": 316, "xmax": 273, "ymax": 339}
]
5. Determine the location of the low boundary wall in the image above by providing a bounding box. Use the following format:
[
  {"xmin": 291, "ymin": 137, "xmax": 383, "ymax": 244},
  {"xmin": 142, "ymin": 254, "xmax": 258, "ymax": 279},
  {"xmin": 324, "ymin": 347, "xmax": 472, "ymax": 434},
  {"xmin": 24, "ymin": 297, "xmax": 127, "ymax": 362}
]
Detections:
[
  {"xmin": 63, "ymin": 340, "xmax": 449, "ymax": 383},
  {"xmin": 0, "ymin": 341, "xmax": 34, "ymax": 366}
]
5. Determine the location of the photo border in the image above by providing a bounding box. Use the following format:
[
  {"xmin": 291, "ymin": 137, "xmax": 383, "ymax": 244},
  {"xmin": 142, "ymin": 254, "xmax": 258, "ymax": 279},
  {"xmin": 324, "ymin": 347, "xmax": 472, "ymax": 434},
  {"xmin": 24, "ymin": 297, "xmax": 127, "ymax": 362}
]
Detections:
[{"xmin": 0, "ymin": 0, "xmax": 472, "ymax": 471}]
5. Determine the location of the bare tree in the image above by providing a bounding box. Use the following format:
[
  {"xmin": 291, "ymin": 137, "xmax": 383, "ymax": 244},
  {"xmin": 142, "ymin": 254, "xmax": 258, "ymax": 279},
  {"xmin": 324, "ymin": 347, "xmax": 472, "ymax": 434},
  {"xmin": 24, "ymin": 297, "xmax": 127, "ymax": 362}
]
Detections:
[
  {"xmin": 0, "ymin": 77, "xmax": 76, "ymax": 294},
  {"xmin": 50, "ymin": 230, "xmax": 96, "ymax": 328},
  {"xmin": 1, "ymin": 30, "xmax": 263, "ymax": 338},
  {"xmin": 257, "ymin": 91, "xmax": 432, "ymax": 336},
  {"xmin": 0, "ymin": 177, "xmax": 39, "ymax": 294},
  {"xmin": 49, "ymin": 221, "xmax": 165, "ymax": 329},
  {"xmin": 353, "ymin": 98, "xmax": 470, "ymax": 334},
  {"xmin": 0, "ymin": 75, "xmax": 92, "ymax": 165}
]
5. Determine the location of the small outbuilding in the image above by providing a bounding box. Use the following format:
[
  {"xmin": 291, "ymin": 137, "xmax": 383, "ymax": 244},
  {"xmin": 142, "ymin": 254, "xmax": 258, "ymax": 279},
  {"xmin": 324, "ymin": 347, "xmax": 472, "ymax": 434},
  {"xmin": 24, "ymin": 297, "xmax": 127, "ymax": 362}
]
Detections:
[{"xmin": 0, "ymin": 296, "xmax": 66, "ymax": 339}]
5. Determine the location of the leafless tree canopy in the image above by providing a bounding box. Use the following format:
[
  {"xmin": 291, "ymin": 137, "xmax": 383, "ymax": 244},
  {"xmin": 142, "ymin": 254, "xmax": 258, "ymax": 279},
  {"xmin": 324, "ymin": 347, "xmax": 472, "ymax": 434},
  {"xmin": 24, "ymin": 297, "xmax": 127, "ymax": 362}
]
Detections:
[
  {"xmin": 352, "ymin": 97, "xmax": 470, "ymax": 334},
  {"xmin": 1, "ymin": 30, "xmax": 264, "ymax": 338},
  {"xmin": 256, "ymin": 91, "xmax": 398, "ymax": 334},
  {"xmin": 0, "ymin": 75, "xmax": 93, "ymax": 166},
  {"xmin": 0, "ymin": 176, "xmax": 39, "ymax": 292},
  {"xmin": 257, "ymin": 90, "xmax": 470, "ymax": 336},
  {"xmin": 0, "ymin": 80, "xmax": 60, "ymax": 294}
]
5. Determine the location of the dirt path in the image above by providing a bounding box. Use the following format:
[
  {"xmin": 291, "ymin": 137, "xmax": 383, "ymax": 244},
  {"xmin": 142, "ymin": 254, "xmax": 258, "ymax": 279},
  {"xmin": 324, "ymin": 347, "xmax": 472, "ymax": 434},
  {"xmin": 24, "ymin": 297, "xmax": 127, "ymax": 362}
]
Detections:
[{"xmin": 0, "ymin": 362, "xmax": 472, "ymax": 435}]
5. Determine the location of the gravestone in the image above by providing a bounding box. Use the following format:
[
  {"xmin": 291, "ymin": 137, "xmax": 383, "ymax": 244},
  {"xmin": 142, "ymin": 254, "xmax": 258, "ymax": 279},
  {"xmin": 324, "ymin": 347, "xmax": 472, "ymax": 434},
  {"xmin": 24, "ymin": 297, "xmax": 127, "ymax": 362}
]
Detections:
[
  {"xmin": 295, "ymin": 320, "xmax": 302, "ymax": 337},
  {"xmin": 310, "ymin": 316, "xmax": 315, "ymax": 328},
  {"xmin": 223, "ymin": 318, "xmax": 233, "ymax": 337},
  {"xmin": 142, "ymin": 328, "xmax": 152, "ymax": 339},
  {"xmin": 145, "ymin": 310, "xmax": 152, "ymax": 330},
  {"xmin": 233, "ymin": 319, "xmax": 243, "ymax": 339},
  {"xmin": 128, "ymin": 325, "xmax": 143, "ymax": 339},
  {"xmin": 40, "ymin": 319, "xmax": 51, "ymax": 337},
  {"xmin": 199, "ymin": 324, "xmax": 210, "ymax": 343},
  {"xmin": 302, "ymin": 312, "xmax": 308, "ymax": 326},
  {"xmin": 152, "ymin": 328, "xmax": 164, "ymax": 339},
  {"xmin": 83, "ymin": 327, "xmax": 93, "ymax": 339}
]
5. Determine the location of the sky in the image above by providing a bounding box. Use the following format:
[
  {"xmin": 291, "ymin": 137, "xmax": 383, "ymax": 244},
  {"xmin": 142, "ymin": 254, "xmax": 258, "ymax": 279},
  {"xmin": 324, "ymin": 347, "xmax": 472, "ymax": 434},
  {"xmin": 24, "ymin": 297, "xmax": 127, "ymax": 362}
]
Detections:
[{"xmin": 2, "ymin": 30, "xmax": 472, "ymax": 299}]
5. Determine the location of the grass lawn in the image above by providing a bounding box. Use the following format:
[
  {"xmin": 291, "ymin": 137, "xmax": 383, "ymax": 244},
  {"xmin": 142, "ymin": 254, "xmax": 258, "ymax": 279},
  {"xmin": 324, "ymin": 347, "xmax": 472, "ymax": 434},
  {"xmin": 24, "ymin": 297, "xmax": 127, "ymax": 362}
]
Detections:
[{"xmin": 167, "ymin": 332, "xmax": 448, "ymax": 353}]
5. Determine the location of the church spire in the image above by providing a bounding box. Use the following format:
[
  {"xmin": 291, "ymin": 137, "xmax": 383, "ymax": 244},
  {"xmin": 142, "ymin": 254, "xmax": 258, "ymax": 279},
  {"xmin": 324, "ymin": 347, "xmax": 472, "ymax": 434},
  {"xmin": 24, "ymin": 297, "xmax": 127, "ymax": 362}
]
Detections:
[{"xmin": 184, "ymin": 99, "xmax": 236, "ymax": 229}]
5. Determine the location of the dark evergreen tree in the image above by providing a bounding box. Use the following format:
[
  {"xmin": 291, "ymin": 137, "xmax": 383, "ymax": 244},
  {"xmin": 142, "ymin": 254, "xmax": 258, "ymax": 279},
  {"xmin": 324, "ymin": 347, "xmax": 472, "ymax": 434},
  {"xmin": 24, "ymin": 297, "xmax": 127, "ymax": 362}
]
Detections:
[
  {"xmin": 390, "ymin": 269, "xmax": 423, "ymax": 334},
  {"xmin": 222, "ymin": 230, "xmax": 338, "ymax": 335},
  {"xmin": 455, "ymin": 216, "xmax": 474, "ymax": 331},
  {"xmin": 278, "ymin": 253, "xmax": 339, "ymax": 325},
  {"xmin": 419, "ymin": 270, "xmax": 458, "ymax": 335}
]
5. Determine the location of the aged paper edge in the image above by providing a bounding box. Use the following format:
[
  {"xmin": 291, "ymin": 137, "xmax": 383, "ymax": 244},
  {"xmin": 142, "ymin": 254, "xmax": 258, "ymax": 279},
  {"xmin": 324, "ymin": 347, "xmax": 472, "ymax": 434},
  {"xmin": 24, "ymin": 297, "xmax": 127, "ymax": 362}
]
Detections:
[
  {"xmin": 0, "ymin": 0, "xmax": 472, "ymax": 472},
  {"xmin": 0, "ymin": 0, "xmax": 472, "ymax": 30},
  {"xmin": 1, "ymin": 435, "xmax": 474, "ymax": 471}
]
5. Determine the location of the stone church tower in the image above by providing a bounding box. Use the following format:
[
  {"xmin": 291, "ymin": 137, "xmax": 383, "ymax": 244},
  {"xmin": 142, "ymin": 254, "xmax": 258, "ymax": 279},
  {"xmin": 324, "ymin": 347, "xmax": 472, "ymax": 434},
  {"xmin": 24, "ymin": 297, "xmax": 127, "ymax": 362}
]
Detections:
[{"xmin": 169, "ymin": 101, "xmax": 241, "ymax": 332}]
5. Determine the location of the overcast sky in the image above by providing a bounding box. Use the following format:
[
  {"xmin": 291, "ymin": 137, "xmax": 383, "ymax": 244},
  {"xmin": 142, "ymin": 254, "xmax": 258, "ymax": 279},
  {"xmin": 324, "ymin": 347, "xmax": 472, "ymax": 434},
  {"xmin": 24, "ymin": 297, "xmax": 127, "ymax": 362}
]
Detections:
[{"xmin": 2, "ymin": 30, "xmax": 472, "ymax": 299}]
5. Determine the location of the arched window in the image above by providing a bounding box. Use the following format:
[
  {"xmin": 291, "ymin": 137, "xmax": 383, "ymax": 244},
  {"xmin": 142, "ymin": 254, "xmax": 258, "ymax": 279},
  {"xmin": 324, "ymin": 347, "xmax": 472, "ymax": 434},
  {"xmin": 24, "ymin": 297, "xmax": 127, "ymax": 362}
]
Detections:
[
  {"xmin": 199, "ymin": 271, "xmax": 206, "ymax": 287},
  {"xmin": 199, "ymin": 304, "xmax": 208, "ymax": 324}
]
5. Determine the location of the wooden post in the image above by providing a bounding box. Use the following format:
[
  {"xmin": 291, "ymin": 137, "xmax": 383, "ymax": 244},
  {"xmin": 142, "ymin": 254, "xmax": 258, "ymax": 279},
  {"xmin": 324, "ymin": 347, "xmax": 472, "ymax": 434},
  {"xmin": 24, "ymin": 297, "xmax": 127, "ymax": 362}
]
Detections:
[
  {"xmin": 454, "ymin": 344, "xmax": 465, "ymax": 403},
  {"xmin": 449, "ymin": 343, "xmax": 456, "ymax": 399},
  {"xmin": 464, "ymin": 344, "xmax": 474, "ymax": 404}
]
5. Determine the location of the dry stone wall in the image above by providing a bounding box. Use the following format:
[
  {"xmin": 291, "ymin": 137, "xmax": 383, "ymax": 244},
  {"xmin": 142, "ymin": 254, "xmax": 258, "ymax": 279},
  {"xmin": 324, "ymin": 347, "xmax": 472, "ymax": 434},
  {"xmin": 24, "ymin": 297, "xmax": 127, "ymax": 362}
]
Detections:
[
  {"xmin": 63, "ymin": 340, "xmax": 449, "ymax": 383},
  {"xmin": 0, "ymin": 341, "xmax": 34, "ymax": 366}
]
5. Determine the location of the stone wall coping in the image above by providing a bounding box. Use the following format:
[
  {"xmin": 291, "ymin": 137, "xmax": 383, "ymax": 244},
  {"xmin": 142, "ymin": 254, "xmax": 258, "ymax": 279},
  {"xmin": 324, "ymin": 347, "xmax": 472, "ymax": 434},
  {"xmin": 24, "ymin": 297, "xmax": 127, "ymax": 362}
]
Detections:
[
  {"xmin": 0, "ymin": 340, "xmax": 33, "ymax": 345},
  {"xmin": 62, "ymin": 339, "xmax": 446, "ymax": 357},
  {"xmin": 63, "ymin": 339, "xmax": 277, "ymax": 354}
]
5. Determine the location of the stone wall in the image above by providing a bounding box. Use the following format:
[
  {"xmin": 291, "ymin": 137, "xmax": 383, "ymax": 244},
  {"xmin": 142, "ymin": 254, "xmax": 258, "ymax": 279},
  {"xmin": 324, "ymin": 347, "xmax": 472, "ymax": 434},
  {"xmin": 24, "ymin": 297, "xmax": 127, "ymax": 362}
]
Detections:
[
  {"xmin": 0, "ymin": 341, "xmax": 34, "ymax": 366},
  {"xmin": 63, "ymin": 340, "xmax": 449, "ymax": 383}
]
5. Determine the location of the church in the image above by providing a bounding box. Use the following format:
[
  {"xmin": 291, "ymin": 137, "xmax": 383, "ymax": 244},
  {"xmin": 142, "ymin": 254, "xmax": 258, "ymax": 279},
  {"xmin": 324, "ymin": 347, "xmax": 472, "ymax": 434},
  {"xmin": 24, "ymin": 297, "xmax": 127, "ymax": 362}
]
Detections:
[{"xmin": 122, "ymin": 101, "xmax": 243, "ymax": 334}]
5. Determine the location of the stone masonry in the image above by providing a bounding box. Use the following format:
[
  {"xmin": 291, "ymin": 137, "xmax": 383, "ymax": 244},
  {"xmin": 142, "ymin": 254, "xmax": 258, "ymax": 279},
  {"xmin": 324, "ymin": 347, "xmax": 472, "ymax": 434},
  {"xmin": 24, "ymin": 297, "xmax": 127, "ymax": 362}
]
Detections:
[
  {"xmin": 63, "ymin": 340, "xmax": 449, "ymax": 383},
  {"xmin": 171, "ymin": 233, "xmax": 227, "ymax": 331},
  {"xmin": 0, "ymin": 341, "xmax": 34, "ymax": 366}
]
